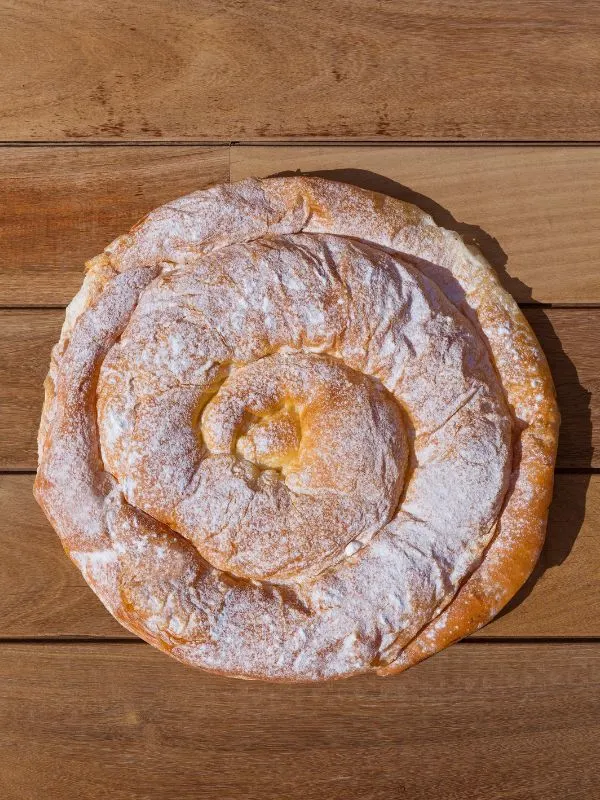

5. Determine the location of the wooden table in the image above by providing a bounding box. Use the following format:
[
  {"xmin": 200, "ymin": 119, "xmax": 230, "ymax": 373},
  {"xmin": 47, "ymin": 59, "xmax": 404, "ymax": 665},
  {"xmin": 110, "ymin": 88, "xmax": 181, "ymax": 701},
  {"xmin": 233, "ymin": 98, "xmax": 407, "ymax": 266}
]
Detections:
[{"xmin": 1, "ymin": 3, "xmax": 599, "ymax": 798}]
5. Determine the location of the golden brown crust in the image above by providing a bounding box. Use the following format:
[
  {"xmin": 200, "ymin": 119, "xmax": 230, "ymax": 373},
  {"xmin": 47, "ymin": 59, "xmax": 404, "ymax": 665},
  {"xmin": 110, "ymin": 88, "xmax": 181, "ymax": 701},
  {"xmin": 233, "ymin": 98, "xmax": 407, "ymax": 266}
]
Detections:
[{"xmin": 34, "ymin": 176, "xmax": 559, "ymax": 681}]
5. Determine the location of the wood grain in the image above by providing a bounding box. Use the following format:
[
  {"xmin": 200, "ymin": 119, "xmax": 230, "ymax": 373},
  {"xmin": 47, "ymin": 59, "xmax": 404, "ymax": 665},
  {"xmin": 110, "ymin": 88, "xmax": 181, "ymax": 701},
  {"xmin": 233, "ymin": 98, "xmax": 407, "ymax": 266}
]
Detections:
[
  {"xmin": 231, "ymin": 145, "xmax": 600, "ymax": 304},
  {"xmin": 0, "ymin": 642, "xmax": 598, "ymax": 799},
  {"xmin": 0, "ymin": 308, "xmax": 596, "ymax": 470},
  {"xmin": 1, "ymin": 2, "xmax": 599, "ymax": 141},
  {"xmin": 0, "ymin": 146, "xmax": 228, "ymax": 306},
  {"xmin": 1, "ymin": 474, "xmax": 597, "ymax": 639}
]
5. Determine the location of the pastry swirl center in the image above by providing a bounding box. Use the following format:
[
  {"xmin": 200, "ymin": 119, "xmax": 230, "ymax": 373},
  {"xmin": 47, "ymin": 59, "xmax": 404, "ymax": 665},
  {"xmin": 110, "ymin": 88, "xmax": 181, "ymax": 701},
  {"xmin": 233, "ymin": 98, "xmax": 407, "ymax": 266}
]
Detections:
[
  {"xmin": 194, "ymin": 352, "xmax": 408, "ymax": 580},
  {"xmin": 234, "ymin": 407, "xmax": 301, "ymax": 474}
]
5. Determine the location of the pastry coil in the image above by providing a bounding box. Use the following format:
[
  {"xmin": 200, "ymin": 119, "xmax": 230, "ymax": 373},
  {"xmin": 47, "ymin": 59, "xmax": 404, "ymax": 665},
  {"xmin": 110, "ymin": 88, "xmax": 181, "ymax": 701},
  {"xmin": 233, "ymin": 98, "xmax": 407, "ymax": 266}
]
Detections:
[{"xmin": 35, "ymin": 177, "xmax": 559, "ymax": 680}]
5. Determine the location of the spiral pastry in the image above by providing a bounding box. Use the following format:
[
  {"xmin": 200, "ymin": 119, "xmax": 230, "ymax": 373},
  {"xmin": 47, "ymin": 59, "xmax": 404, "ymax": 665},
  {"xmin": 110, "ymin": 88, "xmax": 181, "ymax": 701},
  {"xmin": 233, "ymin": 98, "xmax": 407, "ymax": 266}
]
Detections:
[{"xmin": 35, "ymin": 177, "xmax": 559, "ymax": 680}]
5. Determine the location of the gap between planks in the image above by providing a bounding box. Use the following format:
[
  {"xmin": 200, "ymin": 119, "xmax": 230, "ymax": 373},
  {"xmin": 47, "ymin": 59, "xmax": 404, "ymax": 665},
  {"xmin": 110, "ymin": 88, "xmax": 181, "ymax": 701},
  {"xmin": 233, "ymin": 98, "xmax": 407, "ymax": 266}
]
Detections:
[{"xmin": 1, "ymin": 140, "xmax": 600, "ymax": 147}]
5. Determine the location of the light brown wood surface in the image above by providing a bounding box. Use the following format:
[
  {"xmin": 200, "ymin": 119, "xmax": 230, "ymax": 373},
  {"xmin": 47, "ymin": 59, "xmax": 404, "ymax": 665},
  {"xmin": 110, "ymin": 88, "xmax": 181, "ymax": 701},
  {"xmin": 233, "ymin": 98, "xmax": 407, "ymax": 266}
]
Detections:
[
  {"xmin": 0, "ymin": 146, "xmax": 228, "ymax": 306},
  {"xmin": 231, "ymin": 145, "xmax": 600, "ymax": 304},
  {"xmin": 1, "ymin": 308, "xmax": 596, "ymax": 470},
  {"xmin": 1, "ymin": 2, "xmax": 599, "ymax": 141},
  {"xmin": 1, "ymin": 1, "xmax": 599, "ymax": 794},
  {"xmin": 2, "ymin": 146, "xmax": 600, "ymax": 306},
  {"xmin": 1, "ymin": 473, "xmax": 597, "ymax": 640},
  {"xmin": 0, "ymin": 643, "xmax": 598, "ymax": 799},
  {"xmin": 0, "ymin": 475, "xmax": 126, "ymax": 638}
]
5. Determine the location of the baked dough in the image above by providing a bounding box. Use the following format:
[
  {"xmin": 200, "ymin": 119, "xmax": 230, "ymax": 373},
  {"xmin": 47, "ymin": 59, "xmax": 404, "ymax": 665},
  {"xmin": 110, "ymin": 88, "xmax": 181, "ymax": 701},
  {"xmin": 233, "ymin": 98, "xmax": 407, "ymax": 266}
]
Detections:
[{"xmin": 35, "ymin": 177, "xmax": 559, "ymax": 680}]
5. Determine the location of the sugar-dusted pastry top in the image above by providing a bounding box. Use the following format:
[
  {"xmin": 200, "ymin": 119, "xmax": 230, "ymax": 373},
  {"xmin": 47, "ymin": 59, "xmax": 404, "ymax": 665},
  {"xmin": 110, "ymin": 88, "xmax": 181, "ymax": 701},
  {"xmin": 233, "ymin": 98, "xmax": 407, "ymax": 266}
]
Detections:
[{"xmin": 35, "ymin": 177, "xmax": 559, "ymax": 680}]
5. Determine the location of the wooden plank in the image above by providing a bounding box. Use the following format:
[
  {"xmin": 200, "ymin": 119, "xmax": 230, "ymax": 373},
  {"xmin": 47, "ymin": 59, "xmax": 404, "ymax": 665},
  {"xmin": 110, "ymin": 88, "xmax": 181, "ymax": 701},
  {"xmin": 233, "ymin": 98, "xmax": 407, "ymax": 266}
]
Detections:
[
  {"xmin": 1, "ymin": 2, "xmax": 599, "ymax": 141},
  {"xmin": 0, "ymin": 643, "xmax": 598, "ymax": 799},
  {"xmin": 0, "ymin": 146, "xmax": 228, "ymax": 306},
  {"xmin": 0, "ymin": 475, "xmax": 127, "ymax": 638},
  {"xmin": 1, "ymin": 474, "xmax": 598, "ymax": 639},
  {"xmin": 0, "ymin": 308, "xmax": 596, "ymax": 470},
  {"xmin": 4, "ymin": 147, "xmax": 599, "ymax": 306},
  {"xmin": 230, "ymin": 146, "xmax": 600, "ymax": 304}
]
